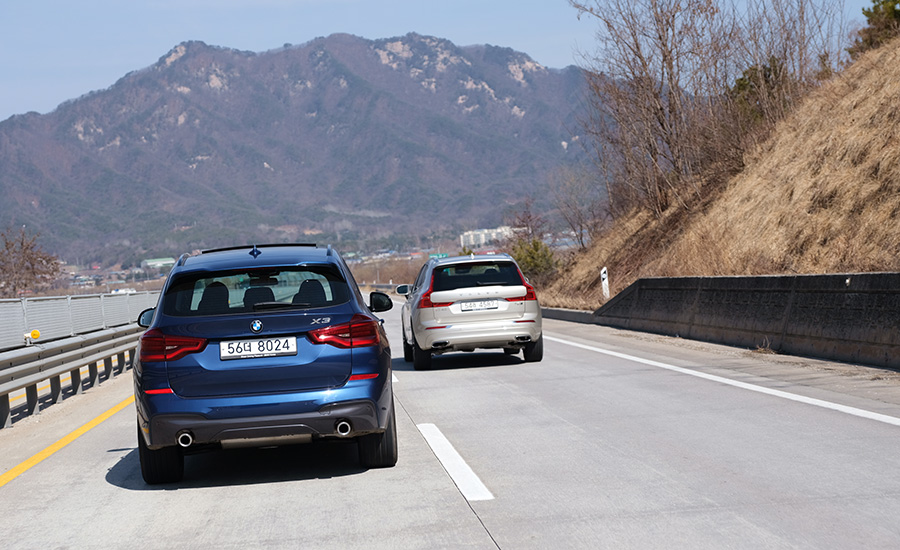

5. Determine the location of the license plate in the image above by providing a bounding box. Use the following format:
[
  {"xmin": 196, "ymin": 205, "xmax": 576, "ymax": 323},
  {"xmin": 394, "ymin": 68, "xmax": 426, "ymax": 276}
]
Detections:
[
  {"xmin": 460, "ymin": 300, "xmax": 498, "ymax": 312},
  {"xmin": 220, "ymin": 337, "xmax": 298, "ymax": 360}
]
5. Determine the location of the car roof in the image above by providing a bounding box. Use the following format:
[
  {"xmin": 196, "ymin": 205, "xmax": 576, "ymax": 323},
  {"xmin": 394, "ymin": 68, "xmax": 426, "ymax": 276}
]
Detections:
[
  {"xmin": 430, "ymin": 253, "xmax": 515, "ymax": 268},
  {"xmin": 175, "ymin": 244, "xmax": 340, "ymax": 272}
]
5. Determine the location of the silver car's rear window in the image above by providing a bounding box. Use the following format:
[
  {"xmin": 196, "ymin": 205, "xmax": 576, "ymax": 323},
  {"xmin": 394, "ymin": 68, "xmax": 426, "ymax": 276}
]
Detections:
[
  {"xmin": 163, "ymin": 266, "xmax": 350, "ymax": 316},
  {"xmin": 432, "ymin": 261, "xmax": 524, "ymax": 291}
]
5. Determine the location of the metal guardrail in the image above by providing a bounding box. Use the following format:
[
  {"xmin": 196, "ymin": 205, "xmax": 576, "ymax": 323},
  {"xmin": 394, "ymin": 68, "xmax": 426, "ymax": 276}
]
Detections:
[
  {"xmin": 0, "ymin": 324, "xmax": 144, "ymax": 428},
  {"xmin": 0, "ymin": 291, "xmax": 158, "ymax": 427},
  {"xmin": 0, "ymin": 291, "xmax": 159, "ymax": 352}
]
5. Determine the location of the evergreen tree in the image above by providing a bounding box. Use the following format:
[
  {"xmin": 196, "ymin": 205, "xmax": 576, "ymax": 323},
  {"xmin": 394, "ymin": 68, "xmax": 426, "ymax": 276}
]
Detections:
[{"xmin": 848, "ymin": 0, "xmax": 900, "ymax": 60}]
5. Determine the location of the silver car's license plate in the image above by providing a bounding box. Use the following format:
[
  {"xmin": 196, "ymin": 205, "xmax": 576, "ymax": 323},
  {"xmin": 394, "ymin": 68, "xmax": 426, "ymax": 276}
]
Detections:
[
  {"xmin": 220, "ymin": 337, "xmax": 297, "ymax": 360},
  {"xmin": 460, "ymin": 300, "xmax": 498, "ymax": 311}
]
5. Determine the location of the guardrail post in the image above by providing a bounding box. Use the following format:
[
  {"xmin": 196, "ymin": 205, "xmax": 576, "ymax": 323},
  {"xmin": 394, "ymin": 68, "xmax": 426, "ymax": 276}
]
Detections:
[
  {"xmin": 88, "ymin": 362, "xmax": 99, "ymax": 388},
  {"xmin": 25, "ymin": 384, "xmax": 39, "ymax": 415},
  {"xmin": 70, "ymin": 367, "xmax": 83, "ymax": 395},
  {"xmin": 103, "ymin": 356, "xmax": 114, "ymax": 381},
  {"xmin": 0, "ymin": 395, "xmax": 10, "ymax": 428},
  {"xmin": 49, "ymin": 375, "xmax": 62, "ymax": 404},
  {"xmin": 115, "ymin": 352, "xmax": 126, "ymax": 375}
]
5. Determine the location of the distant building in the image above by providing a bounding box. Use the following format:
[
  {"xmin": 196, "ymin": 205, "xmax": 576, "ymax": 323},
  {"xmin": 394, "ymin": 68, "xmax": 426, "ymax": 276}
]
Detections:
[
  {"xmin": 460, "ymin": 226, "xmax": 513, "ymax": 250},
  {"xmin": 141, "ymin": 258, "xmax": 176, "ymax": 271}
]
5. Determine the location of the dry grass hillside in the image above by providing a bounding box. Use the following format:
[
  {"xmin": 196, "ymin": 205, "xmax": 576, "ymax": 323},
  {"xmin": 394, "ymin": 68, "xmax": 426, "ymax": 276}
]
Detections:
[{"xmin": 543, "ymin": 38, "xmax": 900, "ymax": 310}]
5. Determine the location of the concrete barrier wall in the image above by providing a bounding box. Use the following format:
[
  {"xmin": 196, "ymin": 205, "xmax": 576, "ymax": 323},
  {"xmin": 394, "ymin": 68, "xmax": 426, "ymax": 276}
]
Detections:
[{"xmin": 590, "ymin": 273, "xmax": 900, "ymax": 369}]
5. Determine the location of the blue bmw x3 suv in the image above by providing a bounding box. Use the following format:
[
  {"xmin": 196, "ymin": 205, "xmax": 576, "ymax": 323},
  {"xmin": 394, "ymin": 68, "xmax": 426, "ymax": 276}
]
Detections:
[{"xmin": 134, "ymin": 243, "xmax": 396, "ymax": 484}]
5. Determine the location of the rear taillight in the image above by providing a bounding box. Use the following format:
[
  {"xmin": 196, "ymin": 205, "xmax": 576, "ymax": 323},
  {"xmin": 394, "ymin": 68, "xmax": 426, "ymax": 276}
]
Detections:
[
  {"xmin": 419, "ymin": 291, "xmax": 452, "ymax": 308},
  {"xmin": 139, "ymin": 329, "xmax": 208, "ymax": 362},
  {"xmin": 419, "ymin": 276, "xmax": 452, "ymax": 308},
  {"xmin": 506, "ymin": 281, "xmax": 538, "ymax": 302},
  {"xmin": 308, "ymin": 314, "xmax": 381, "ymax": 348}
]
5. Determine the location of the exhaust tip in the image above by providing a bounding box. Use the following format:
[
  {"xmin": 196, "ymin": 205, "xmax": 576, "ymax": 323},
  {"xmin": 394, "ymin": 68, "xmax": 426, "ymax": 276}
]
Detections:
[
  {"xmin": 515, "ymin": 335, "xmax": 532, "ymax": 343},
  {"xmin": 176, "ymin": 431, "xmax": 194, "ymax": 448},
  {"xmin": 335, "ymin": 420, "xmax": 352, "ymax": 437}
]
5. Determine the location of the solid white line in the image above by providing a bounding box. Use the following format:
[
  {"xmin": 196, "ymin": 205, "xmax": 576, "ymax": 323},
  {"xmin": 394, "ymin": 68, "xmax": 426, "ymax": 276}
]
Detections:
[
  {"xmin": 545, "ymin": 334, "xmax": 900, "ymax": 428},
  {"xmin": 417, "ymin": 423, "xmax": 494, "ymax": 501}
]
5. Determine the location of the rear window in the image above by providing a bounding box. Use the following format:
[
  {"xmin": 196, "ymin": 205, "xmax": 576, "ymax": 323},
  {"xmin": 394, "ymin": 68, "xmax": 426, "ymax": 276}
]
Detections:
[
  {"xmin": 163, "ymin": 266, "xmax": 349, "ymax": 316},
  {"xmin": 431, "ymin": 261, "xmax": 524, "ymax": 292}
]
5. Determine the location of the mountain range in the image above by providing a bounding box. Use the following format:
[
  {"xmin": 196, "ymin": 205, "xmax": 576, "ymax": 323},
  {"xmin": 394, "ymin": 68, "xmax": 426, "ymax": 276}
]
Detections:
[{"xmin": 0, "ymin": 33, "xmax": 587, "ymax": 266}]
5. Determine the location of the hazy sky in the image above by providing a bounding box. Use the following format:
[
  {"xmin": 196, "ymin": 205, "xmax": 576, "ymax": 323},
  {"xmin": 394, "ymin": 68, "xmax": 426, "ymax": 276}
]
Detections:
[
  {"xmin": 0, "ymin": 0, "xmax": 598, "ymax": 121},
  {"xmin": 0, "ymin": 0, "xmax": 873, "ymax": 122}
]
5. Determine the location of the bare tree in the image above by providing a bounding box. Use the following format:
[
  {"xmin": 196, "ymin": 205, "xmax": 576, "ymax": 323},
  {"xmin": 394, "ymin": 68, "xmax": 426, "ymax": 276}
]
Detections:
[
  {"xmin": 572, "ymin": 0, "xmax": 741, "ymax": 217},
  {"xmin": 505, "ymin": 197, "xmax": 548, "ymax": 243},
  {"xmin": 551, "ymin": 165, "xmax": 608, "ymax": 248},
  {"xmin": 570, "ymin": 0, "xmax": 849, "ymax": 219},
  {"xmin": 0, "ymin": 226, "xmax": 61, "ymax": 298}
]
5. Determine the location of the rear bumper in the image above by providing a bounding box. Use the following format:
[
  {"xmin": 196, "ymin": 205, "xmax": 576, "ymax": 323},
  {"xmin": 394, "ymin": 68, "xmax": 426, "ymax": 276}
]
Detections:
[
  {"xmin": 414, "ymin": 320, "xmax": 542, "ymax": 353},
  {"xmin": 135, "ymin": 368, "xmax": 393, "ymax": 450},
  {"xmin": 145, "ymin": 399, "xmax": 380, "ymax": 449}
]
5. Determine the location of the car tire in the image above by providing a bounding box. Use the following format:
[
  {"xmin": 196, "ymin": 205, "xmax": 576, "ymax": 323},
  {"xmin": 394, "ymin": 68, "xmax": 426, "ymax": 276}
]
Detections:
[
  {"xmin": 412, "ymin": 338, "xmax": 432, "ymax": 370},
  {"xmin": 523, "ymin": 335, "xmax": 544, "ymax": 363},
  {"xmin": 358, "ymin": 399, "xmax": 398, "ymax": 468},
  {"xmin": 138, "ymin": 425, "xmax": 184, "ymax": 484},
  {"xmin": 402, "ymin": 330, "xmax": 414, "ymax": 363}
]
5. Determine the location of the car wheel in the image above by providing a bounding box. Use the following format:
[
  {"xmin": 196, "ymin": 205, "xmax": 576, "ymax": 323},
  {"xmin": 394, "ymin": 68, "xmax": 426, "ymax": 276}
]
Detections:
[
  {"xmin": 402, "ymin": 328, "xmax": 414, "ymax": 362},
  {"xmin": 138, "ymin": 425, "xmax": 184, "ymax": 484},
  {"xmin": 412, "ymin": 338, "xmax": 432, "ymax": 370},
  {"xmin": 523, "ymin": 335, "xmax": 544, "ymax": 363},
  {"xmin": 358, "ymin": 399, "xmax": 398, "ymax": 468}
]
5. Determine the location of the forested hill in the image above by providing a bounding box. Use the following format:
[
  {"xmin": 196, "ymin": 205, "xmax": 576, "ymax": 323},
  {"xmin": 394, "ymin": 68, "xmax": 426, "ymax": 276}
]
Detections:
[{"xmin": 0, "ymin": 33, "xmax": 586, "ymax": 265}]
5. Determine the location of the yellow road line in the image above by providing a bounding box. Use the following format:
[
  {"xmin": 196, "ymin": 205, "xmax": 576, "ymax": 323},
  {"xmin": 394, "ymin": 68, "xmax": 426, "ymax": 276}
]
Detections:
[{"xmin": 0, "ymin": 394, "xmax": 135, "ymax": 488}]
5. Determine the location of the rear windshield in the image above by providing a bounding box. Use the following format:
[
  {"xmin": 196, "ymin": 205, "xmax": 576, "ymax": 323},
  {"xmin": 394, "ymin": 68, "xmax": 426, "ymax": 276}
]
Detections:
[
  {"xmin": 431, "ymin": 261, "xmax": 524, "ymax": 292},
  {"xmin": 163, "ymin": 266, "xmax": 349, "ymax": 316}
]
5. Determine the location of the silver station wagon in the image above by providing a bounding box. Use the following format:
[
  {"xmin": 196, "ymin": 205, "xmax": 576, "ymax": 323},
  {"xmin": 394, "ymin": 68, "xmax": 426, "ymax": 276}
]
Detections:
[{"xmin": 396, "ymin": 254, "xmax": 543, "ymax": 370}]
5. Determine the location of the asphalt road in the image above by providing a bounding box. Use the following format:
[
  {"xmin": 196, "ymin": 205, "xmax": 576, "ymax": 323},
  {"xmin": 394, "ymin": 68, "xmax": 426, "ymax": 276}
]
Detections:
[{"xmin": 3, "ymin": 304, "xmax": 900, "ymax": 549}]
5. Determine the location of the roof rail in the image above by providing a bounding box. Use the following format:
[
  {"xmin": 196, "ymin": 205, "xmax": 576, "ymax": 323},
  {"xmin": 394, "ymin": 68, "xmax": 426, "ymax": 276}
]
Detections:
[
  {"xmin": 176, "ymin": 253, "xmax": 191, "ymax": 266},
  {"xmin": 200, "ymin": 243, "xmax": 318, "ymax": 254}
]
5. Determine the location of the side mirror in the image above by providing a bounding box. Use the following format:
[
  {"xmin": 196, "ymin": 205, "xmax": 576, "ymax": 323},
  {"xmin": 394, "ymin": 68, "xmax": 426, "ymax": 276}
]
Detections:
[
  {"xmin": 137, "ymin": 308, "xmax": 155, "ymax": 328},
  {"xmin": 369, "ymin": 291, "xmax": 393, "ymax": 313},
  {"xmin": 395, "ymin": 284, "xmax": 410, "ymax": 296}
]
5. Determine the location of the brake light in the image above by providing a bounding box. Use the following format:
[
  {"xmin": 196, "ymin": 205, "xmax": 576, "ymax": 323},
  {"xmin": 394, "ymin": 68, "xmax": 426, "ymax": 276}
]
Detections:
[
  {"xmin": 139, "ymin": 329, "xmax": 208, "ymax": 362},
  {"xmin": 308, "ymin": 314, "xmax": 381, "ymax": 348},
  {"xmin": 506, "ymin": 281, "xmax": 538, "ymax": 302},
  {"xmin": 419, "ymin": 276, "xmax": 452, "ymax": 308},
  {"xmin": 419, "ymin": 291, "xmax": 453, "ymax": 308}
]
